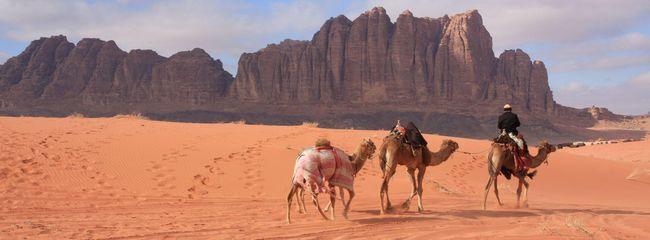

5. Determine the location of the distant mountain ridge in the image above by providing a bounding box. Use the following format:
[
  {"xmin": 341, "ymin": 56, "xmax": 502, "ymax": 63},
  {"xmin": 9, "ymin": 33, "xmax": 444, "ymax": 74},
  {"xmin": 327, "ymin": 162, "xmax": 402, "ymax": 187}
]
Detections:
[{"xmin": 0, "ymin": 7, "xmax": 634, "ymax": 142}]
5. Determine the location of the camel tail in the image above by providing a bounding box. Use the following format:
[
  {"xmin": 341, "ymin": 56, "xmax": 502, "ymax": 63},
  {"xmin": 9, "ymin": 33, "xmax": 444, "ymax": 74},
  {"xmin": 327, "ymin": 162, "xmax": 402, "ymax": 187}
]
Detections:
[
  {"xmin": 378, "ymin": 143, "xmax": 387, "ymax": 173},
  {"xmin": 379, "ymin": 152, "xmax": 386, "ymax": 172},
  {"xmin": 487, "ymin": 149, "xmax": 497, "ymax": 177}
]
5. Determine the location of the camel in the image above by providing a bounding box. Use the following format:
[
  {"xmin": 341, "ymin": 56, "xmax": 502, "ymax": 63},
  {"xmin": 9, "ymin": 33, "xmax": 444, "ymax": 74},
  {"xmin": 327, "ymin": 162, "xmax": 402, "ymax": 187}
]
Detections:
[
  {"xmin": 286, "ymin": 138, "xmax": 376, "ymax": 223},
  {"xmin": 378, "ymin": 135, "xmax": 459, "ymax": 214},
  {"xmin": 482, "ymin": 141, "xmax": 556, "ymax": 210}
]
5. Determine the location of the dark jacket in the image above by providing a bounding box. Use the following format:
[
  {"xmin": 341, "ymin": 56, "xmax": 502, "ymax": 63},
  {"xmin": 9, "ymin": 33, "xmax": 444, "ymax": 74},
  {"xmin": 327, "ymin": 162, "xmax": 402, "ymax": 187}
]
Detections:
[{"xmin": 498, "ymin": 111, "xmax": 520, "ymax": 135}]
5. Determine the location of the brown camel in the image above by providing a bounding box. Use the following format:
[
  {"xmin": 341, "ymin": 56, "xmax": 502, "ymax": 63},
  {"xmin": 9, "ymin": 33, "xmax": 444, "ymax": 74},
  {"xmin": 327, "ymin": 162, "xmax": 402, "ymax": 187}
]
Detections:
[
  {"xmin": 378, "ymin": 135, "xmax": 459, "ymax": 214},
  {"xmin": 286, "ymin": 138, "xmax": 376, "ymax": 223},
  {"xmin": 482, "ymin": 141, "xmax": 556, "ymax": 210}
]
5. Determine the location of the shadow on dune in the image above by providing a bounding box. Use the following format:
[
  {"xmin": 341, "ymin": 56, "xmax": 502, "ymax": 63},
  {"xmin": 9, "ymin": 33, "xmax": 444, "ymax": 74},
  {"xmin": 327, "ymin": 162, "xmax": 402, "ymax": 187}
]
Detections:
[
  {"xmin": 352, "ymin": 207, "xmax": 650, "ymax": 222},
  {"xmin": 352, "ymin": 208, "xmax": 538, "ymax": 219},
  {"xmin": 530, "ymin": 208, "xmax": 650, "ymax": 216},
  {"xmin": 433, "ymin": 209, "xmax": 539, "ymax": 218},
  {"xmin": 351, "ymin": 215, "xmax": 444, "ymax": 224}
]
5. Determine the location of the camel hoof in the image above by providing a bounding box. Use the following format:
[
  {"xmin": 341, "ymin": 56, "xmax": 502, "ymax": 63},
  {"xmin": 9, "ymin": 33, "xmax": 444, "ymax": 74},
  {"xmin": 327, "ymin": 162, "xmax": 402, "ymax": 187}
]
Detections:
[
  {"xmin": 522, "ymin": 202, "xmax": 529, "ymax": 208},
  {"xmin": 401, "ymin": 202, "xmax": 410, "ymax": 210},
  {"xmin": 417, "ymin": 208, "xmax": 424, "ymax": 213},
  {"xmin": 342, "ymin": 212, "xmax": 349, "ymax": 220}
]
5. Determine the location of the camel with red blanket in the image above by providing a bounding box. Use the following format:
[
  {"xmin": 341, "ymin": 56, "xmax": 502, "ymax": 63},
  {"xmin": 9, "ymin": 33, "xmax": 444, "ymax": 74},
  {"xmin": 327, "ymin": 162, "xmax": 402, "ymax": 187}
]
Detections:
[
  {"xmin": 483, "ymin": 141, "xmax": 556, "ymax": 210},
  {"xmin": 286, "ymin": 138, "xmax": 376, "ymax": 223}
]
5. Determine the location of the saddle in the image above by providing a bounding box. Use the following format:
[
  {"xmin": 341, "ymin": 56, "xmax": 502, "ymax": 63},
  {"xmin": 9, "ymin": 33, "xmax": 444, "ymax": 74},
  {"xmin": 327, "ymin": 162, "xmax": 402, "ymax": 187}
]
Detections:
[
  {"xmin": 493, "ymin": 134, "xmax": 529, "ymax": 177},
  {"xmin": 391, "ymin": 121, "xmax": 427, "ymax": 157}
]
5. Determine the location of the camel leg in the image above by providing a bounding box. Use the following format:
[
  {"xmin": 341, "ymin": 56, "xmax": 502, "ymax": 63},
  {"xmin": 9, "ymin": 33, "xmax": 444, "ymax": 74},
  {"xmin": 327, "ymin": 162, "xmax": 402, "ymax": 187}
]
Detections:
[
  {"xmin": 339, "ymin": 186, "xmax": 346, "ymax": 207},
  {"xmin": 379, "ymin": 171, "xmax": 395, "ymax": 215},
  {"xmin": 324, "ymin": 186, "xmax": 344, "ymax": 212},
  {"xmin": 482, "ymin": 176, "xmax": 494, "ymax": 210},
  {"xmin": 516, "ymin": 177, "xmax": 524, "ymax": 208},
  {"xmin": 310, "ymin": 190, "xmax": 330, "ymax": 221},
  {"xmin": 286, "ymin": 184, "xmax": 298, "ymax": 224},
  {"xmin": 380, "ymin": 165, "xmax": 396, "ymax": 215},
  {"xmin": 343, "ymin": 189, "xmax": 355, "ymax": 220},
  {"xmin": 299, "ymin": 188, "xmax": 307, "ymax": 213},
  {"xmin": 493, "ymin": 175, "xmax": 503, "ymax": 206},
  {"xmin": 401, "ymin": 168, "xmax": 417, "ymax": 210},
  {"xmin": 379, "ymin": 177, "xmax": 389, "ymax": 215},
  {"xmin": 323, "ymin": 191, "xmax": 332, "ymax": 212},
  {"xmin": 295, "ymin": 187, "xmax": 307, "ymax": 214},
  {"xmin": 522, "ymin": 180, "xmax": 530, "ymax": 208},
  {"xmin": 385, "ymin": 180, "xmax": 393, "ymax": 210},
  {"xmin": 416, "ymin": 167, "xmax": 426, "ymax": 212},
  {"xmin": 329, "ymin": 189, "xmax": 336, "ymax": 220}
]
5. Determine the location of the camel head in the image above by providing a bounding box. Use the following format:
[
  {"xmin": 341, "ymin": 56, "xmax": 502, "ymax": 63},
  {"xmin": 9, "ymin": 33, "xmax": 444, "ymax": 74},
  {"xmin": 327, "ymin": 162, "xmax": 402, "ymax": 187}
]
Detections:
[
  {"xmin": 358, "ymin": 138, "xmax": 377, "ymax": 160},
  {"xmin": 441, "ymin": 139, "xmax": 460, "ymax": 153},
  {"xmin": 538, "ymin": 141, "xmax": 557, "ymax": 153}
]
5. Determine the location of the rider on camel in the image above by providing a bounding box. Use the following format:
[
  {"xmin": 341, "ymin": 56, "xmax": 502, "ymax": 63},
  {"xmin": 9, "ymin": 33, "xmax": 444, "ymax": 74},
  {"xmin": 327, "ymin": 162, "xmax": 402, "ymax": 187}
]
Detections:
[{"xmin": 498, "ymin": 104, "xmax": 528, "ymax": 173}]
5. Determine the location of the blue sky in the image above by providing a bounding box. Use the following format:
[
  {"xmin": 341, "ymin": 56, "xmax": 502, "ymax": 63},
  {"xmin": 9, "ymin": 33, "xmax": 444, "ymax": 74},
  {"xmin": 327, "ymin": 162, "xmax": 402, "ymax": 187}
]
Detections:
[{"xmin": 1, "ymin": 0, "xmax": 649, "ymax": 115}]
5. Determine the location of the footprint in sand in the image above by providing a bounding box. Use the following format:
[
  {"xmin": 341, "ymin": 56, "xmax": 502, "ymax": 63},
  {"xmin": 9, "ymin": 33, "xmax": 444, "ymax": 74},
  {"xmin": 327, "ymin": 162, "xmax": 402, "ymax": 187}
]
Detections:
[{"xmin": 186, "ymin": 174, "xmax": 212, "ymax": 198}]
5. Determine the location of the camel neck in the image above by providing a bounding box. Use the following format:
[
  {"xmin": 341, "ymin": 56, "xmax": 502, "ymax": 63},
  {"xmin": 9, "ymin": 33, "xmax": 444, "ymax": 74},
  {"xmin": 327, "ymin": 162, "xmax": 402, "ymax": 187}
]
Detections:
[
  {"xmin": 429, "ymin": 147, "xmax": 453, "ymax": 166},
  {"xmin": 529, "ymin": 148, "xmax": 549, "ymax": 168}
]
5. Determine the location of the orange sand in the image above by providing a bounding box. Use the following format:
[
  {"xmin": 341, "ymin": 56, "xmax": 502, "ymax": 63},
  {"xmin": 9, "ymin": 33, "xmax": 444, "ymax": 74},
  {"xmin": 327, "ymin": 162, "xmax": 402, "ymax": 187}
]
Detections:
[{"xmin": 0, "ymin": 116, "xmax": 648, "ymax": 239}]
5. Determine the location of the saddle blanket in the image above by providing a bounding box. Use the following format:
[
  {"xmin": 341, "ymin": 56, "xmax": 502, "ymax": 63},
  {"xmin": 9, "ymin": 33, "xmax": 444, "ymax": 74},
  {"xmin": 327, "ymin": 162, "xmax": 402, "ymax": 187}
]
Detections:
[{"xmin": 292, "ymin": 146, "xmax": 354, "ymax": 193}]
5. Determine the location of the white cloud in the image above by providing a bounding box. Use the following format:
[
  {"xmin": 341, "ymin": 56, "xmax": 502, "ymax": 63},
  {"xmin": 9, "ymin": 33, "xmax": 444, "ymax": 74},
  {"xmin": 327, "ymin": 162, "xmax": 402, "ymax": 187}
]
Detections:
[
  {"xmin": 554, "ymin": 71, "xmax": 650, "ymax": 115},
  {"xmin": 0, "ymin": 51, "xmax": 9, "ymax": 64},
  {"xmin": 364, "ymin": 0, "xmax": 650, "ymax": 51},
  {"xmin": 553, "ymin": 55, "xmax": 650, "ymax": 72},
  {"xmin": 0, "ymin": 0, "xmax": 335, "ymax": 72}
]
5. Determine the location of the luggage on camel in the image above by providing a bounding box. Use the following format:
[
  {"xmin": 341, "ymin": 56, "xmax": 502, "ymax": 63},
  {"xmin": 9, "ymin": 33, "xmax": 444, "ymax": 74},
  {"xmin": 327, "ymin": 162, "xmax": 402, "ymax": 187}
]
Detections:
[
  {"xmin": 493, "ymin": 133, "xmax": 530, "ymax": 176},
  {"xmin": 390, "ymin": 120, "xmax": 428, "ymax": 148},
  {"xmin": 389, "ymin": 120, "xmax": 428, "ymax": 158}
]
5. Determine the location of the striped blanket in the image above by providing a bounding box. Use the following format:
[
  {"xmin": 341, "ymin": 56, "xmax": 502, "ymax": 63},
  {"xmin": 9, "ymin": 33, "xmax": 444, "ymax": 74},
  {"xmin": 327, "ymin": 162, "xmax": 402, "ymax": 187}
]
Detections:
[{"xmin": 292, "ymin": 146, "xmax": 355, "ymax": 194}]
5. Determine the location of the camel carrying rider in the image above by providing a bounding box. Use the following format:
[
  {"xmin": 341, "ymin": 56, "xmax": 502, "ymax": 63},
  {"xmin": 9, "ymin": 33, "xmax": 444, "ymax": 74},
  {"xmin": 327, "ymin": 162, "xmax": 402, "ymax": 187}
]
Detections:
[{"xmin": 498, "ymin": 104, "xmax": 528, "ymax": 172}]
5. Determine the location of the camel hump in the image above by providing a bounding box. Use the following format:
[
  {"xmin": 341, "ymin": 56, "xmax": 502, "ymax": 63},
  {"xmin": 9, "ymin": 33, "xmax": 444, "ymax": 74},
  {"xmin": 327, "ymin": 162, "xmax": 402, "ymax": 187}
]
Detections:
[{"xmin": 315, "ymin": 138, "xmax": 331, "ymax": 148}]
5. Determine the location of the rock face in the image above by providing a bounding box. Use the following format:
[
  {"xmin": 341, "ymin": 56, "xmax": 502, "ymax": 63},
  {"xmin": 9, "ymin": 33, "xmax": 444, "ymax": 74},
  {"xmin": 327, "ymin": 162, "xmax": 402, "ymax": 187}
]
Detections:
[
  {"xmin": 0, "ymin": 36, "xmax": 233, "ymax": 110},
  {"xmin": 0, "ymin": 7, "xmax": 606, "ymax": 140},
  {"xmin": 232, "ymin": 8, "xmax": 555, "ymax": 116},
  {"xmin": 587, "ymin": 106, "xmax": 623, "ymax": 121}
]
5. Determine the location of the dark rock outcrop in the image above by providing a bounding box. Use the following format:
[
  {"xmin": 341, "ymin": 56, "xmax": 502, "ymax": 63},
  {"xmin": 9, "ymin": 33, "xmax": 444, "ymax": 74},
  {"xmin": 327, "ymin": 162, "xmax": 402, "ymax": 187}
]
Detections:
[
  {"xmin": 0, "ymin": 7, "xmax": 618, "ymax": 141},
  {"xmin": 0, "ymin": 36, "xmax": 233, "ymax": 111},
  {"xmin": 231, "ymin": 8, "xmax": 555, "ymax": 118}
]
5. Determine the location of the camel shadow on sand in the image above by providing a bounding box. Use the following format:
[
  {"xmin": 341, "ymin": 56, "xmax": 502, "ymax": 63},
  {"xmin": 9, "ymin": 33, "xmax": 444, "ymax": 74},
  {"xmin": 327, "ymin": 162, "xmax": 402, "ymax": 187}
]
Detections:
[
  {"xmin": 350, "ymin": 207, "xmax": 650, "ymax": 223},
  {"xmin": 530, "ymin": 208, "xmax": 650, "ymax": 216}
]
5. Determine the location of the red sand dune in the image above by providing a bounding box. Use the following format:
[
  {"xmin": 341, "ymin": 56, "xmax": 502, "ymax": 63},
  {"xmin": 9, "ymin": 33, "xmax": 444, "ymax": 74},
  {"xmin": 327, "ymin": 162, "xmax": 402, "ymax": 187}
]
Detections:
[{"xmin": 0, "ymin": 116, "xmax": 648, "ymax": 239}]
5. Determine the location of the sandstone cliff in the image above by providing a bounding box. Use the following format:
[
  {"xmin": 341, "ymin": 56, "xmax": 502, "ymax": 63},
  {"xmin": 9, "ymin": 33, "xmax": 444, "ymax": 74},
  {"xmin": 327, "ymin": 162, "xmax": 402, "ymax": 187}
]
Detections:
[
  {"xmin": 231, "ymin": 8, "xmax": 555, "ymax": 117},
  {"xmin": 0, "ymin": 8, "xmax": 624, "ymax": 141},
  {"xmin": 0, "ymin": 36, "xmax": 233, "ymax": 110}
]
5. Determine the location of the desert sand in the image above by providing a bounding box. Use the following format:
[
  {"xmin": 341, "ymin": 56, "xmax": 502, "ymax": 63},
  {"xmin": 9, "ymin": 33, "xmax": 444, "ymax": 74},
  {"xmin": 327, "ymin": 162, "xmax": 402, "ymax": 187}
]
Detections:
[{"xmin": 0, "ymin": 116, "xmax": 648, "ymax": 239}]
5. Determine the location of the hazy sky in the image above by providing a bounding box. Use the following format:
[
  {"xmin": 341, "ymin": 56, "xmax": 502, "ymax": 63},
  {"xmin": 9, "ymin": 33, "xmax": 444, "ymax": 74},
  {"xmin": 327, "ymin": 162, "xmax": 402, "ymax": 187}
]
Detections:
[{"xmin": 1, "ymin": 0, "xmax": 649, "ymax": 115}]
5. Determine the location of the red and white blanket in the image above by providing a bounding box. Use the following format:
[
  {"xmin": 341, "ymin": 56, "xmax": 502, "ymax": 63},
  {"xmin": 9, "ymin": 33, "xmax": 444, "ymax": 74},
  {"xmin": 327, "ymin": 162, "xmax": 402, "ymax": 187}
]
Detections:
[{"xmin": 292, "ymin": 146, "xmax": 355, "ymax": 193}]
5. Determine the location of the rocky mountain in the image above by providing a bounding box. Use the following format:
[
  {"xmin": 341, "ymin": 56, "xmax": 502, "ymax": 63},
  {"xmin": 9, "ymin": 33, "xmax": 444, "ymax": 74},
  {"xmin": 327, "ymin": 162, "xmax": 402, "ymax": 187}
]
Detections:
[
  {"xmin": 0, "ymin": 7, "xmax": 633, "ymax": 142},
  {"xmin": 0, "ymin": 36, "xmax": 233, "ymax": 112},
  {"xmin": 233, "ymin": 8, "xmax": 555, "ymax": 113}
]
